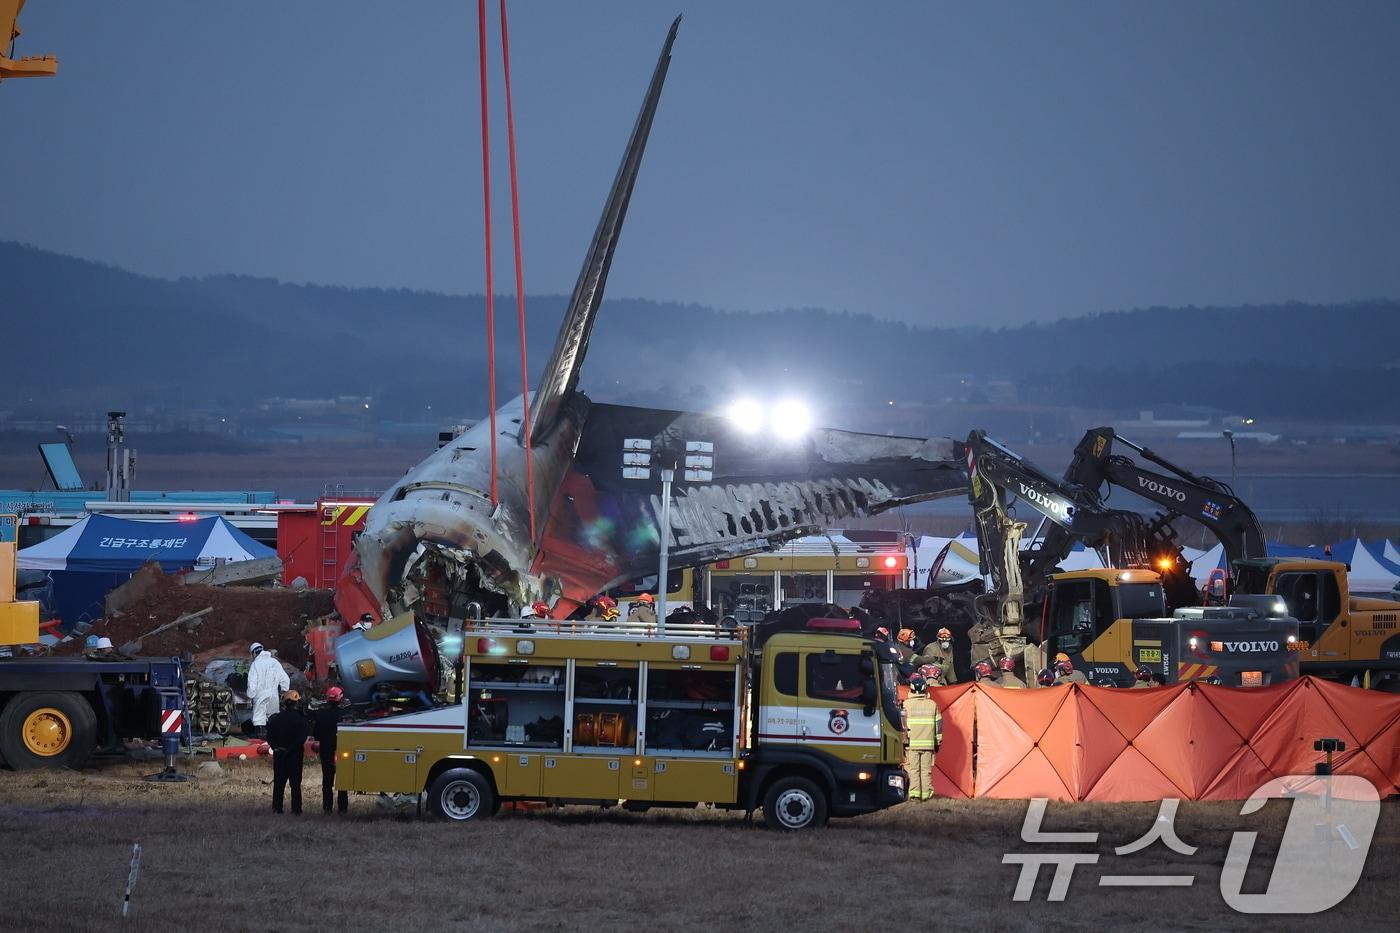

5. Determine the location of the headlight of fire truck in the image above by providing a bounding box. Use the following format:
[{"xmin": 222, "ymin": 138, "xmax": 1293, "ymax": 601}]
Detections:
[{"xmin": 887, "ymin": 773, "xmax": 906, "ymax": 790}]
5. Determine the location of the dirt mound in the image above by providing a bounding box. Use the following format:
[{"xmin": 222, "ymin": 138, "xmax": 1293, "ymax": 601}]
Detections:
[{"xmin": 51, "ymin": 567, "xmax": 332, "ymax": 666}]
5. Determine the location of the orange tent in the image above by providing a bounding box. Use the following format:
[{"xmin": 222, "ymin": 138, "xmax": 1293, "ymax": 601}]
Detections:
[{"xmin": 925, "ymin": 677, "xmax": 1400, "ymax": 802}]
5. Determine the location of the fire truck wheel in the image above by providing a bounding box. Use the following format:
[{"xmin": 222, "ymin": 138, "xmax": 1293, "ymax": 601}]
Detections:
[
  {"xmin": 0, "ymin": 691, "xmax": 98, "ymax": 771},
  {"xmin": 762, "ymin": 776, "xmax": 828, "ymax": 831},
  {"xmin": 428, "ymin": 768, "xmax": 495, "ymax": 822}
]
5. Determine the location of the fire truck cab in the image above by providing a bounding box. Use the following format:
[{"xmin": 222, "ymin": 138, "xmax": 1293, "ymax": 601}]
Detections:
[{"xmin": 335, "ymin": 616, "xmax": 908, "ymax": 830}]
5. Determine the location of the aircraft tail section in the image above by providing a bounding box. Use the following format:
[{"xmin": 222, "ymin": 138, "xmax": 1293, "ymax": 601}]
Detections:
[{"xmin": 525, "ymin": 15, "xmax": 681, "ymax": 444}]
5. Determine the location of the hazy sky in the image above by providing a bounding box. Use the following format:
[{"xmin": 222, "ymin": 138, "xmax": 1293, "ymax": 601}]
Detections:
[{"xmin": 5, "ymin": 1, "xmax": 1398, "ymax": 325}]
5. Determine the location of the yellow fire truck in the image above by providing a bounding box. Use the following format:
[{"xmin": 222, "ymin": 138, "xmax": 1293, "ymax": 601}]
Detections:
[{"xmin": 333, "ymin": 614, "xmax": 909, "ymax": 829}]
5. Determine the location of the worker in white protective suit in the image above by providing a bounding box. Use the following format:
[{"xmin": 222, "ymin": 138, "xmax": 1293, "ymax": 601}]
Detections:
[{"xmin": 247, "ymin": 641, "xmax": 289, "ymax": 737}]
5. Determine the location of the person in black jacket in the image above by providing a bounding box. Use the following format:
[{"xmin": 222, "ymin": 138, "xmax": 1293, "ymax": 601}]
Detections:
[
  {"xmin": 312, "ymin": 686, "xmax": 349, "ymax": 814},
  {"xmin": 266, "ymin": 691, "xmax": 309, "ymax": 814}
]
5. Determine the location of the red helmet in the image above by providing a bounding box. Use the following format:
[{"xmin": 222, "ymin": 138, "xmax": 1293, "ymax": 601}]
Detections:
[
  {"xmin": 594, "ymin": 595, "xmax": 617, "ymax": 610},
  {"xmin": 897, "ymin": 628, "xmax": 915, "ymax": 645},
  {"xmin": 918, "ymin": 663, "xmax": 939, "ymax": 678},
  {"xmin": 1037, "ymin": 668, "xmax": 1055, "ymax": 686},
  {"xmin": 325, "ymin": 686, "xmax": 344, "ymax": 703},
  {"xmin": 531, "ymin": 601, "xmax": 550, "ymax": 618},
  {"xmin": 974, "ymin": 659, "xmax": 995, "ymax": 679},
  {"xmin": 1135, "ymin": 667, "xmax": 1154, "ymax": 682},
  {"xmin": 875, "ymin": 627, "xmax": 890, "ymax": 640},
  {"xmin": 998, "ymin": 656, "xmax": 1016, "ymax": 672}
]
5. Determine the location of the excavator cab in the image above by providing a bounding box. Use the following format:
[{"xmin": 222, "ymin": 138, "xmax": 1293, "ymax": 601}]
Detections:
[{"xmin": 1041, "ymin": 570, "xmax": 1167, "ymax": 682}]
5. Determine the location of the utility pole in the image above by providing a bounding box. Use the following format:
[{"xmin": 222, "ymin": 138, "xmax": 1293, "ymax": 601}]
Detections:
[
  {"xmin": 621, "ymin": 437, "xmax": 714, "ymax": 635},
  {"xmin": 1222, "ymin": 429, "xmax": 1237, "ymax": 489}
]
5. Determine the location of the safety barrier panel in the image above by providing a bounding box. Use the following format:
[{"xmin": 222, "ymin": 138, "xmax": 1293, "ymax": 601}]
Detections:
[{"xmin": 927, "ymin": 677, "xmax": 1400, "ymax": 801}]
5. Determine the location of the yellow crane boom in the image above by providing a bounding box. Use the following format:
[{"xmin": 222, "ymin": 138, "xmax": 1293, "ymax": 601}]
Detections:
[{"xmin": 1, "ymin": 0, "xmax": 57, "ymax": 81}]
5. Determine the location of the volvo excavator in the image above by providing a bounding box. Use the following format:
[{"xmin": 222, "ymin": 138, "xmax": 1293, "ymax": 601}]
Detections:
[
  {"xmin": 1065, "ymin": 427, "xmax": 1400, "ymax": 688},
  {"xmin": 964, "ymin": 429, "xmax": 1299, "ymax": 687}
]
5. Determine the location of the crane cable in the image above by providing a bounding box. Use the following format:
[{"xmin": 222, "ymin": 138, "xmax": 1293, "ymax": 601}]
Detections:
[
  {"xmin": 476, "ymin": 0, "xmax": 499, "ymax": 507},
  {"xmin": 499, "ymin": 0, "xmax": 536, "ymax": 540}
]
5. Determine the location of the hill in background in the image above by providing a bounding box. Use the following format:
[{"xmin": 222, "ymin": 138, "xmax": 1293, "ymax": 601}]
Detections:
[{"xmin": 3, "ymin": 240, "xmax": 1399, "ymax": 431}]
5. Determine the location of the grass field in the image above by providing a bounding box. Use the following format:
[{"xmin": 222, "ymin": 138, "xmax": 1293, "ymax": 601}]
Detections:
[{"xmin": 0, "ymin": 759, "xmax": 1396, "ymax": 932}]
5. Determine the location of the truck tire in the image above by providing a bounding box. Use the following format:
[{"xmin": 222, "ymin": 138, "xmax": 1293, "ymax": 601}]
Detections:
[
  {"xmin": 428, "ymin": 767, "xmax": 495, "ymax": 822},
  {"xmin": 762, "ymin": 776, "xmax": 829, "ymax": 831},
  {"xmin": 0, "ymin": 691, "xmax": 99, "ymax": 771}
]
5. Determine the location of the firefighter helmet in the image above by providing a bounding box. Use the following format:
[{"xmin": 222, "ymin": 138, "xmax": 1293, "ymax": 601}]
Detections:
[
  {"xmin": 909, "ymin": 674, "xmax": 928, "ymax": 694},
  {"xmin": 326, "ymin": 686, "xmax": 344, "ymax": 703},
  {"xmin": 1037, "ymin": 668, "xmax": 1055, "ymax": 686},
  {"xmin": 1055, "ymin": 657, "xmax": 1074, "ymax": 676},
  {"xmin": 936, "ymin": 627, "xmax": 953, "ymax": 642},
  {"xmin": 974, "ymin": 659, "xmax": 995, "ymax": 679},
  {"xmin": 594, "ymin": 595, "xmax": 617, "ymax": 610},
  {"xmin": 897, "ymin": 628, "xmax": 915, "ymax": 645},
  {"xmin": 531, "ymin": 601, "xmax": 550, "ymax": 618},
  {"xmin": 998, "ymin": 656, "xmax": 1016, "ymax": 672},
  {"xmin": 1135, "ymin": 667, "xmax": 1154, "ymax": 683},
  {"xmin": 637, "ymin": 592, "xmax": 655, "ymax": 604}
]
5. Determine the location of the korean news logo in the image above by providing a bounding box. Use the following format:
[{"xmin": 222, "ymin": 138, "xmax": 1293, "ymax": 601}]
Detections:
[{"xmin": 1004, "ymin": 775, "xmax": 1380, "ymax": 913}]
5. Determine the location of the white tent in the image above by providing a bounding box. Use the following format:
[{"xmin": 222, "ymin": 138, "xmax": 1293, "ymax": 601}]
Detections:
[{"xmin": 1327, "ymin": 538, "xmax": 1400, "ymax": 596}]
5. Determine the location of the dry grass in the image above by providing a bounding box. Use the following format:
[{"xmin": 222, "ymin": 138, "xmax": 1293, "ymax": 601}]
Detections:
[{"xmin": 0, "ymin": 759, "xmax": 1396, "ymax": 932}]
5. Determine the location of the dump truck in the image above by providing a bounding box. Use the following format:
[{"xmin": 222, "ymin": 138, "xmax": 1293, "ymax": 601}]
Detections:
[{"xmin": 332, "ymin": 612, "xmax": 909, "ymax": 829}]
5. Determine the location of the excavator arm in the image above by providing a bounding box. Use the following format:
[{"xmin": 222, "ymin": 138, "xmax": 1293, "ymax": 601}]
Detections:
[
  {"xmin": 1067, "ymin": 427, "xmax": 1268, "ymax": 572},
  {"xmin": 965, "ymin": 430, "xmax": 1157, "ymax": 637},
  {"xmin": 1, "ymin": 0, "xmax": 57, "ymax": 81}
]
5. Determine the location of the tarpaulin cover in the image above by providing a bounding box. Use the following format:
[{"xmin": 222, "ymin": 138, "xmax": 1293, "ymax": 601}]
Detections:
[{"xmin": 926, "ymin": 678, "xmax": 1400, "ymax": 801}]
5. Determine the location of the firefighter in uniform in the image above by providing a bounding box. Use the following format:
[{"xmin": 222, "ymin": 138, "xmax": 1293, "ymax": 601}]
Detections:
[
  {"xmin": 997, "ymin": 655, "xmax": 1027, "ymax": 688},
  {"xmin": 973, "ymin": 659, "xmax": 999, "ymax": 685},
  {"xmin": 902, "ymin": 674, "xmax": 939, "ymax": 801},
  {"xmin": 916, "ymin": 627, "xmax": 958, "ymax": 683},
  {"xmin": 1052, "ymin": 653, "xmax": 1089, "ymax": 685},
  {"xmin": 1132, "ymin": 667, "xmax": 1157, "ymax": 688},
  {"xmin": 918, "ymin": 663, "xmax": 951, "ymax": 688},
  {"xmin": 631, "ymin": 593, "xmax": 659, "ymax": 626}
]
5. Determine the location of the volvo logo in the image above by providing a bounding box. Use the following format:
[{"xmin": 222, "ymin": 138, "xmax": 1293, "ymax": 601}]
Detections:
[
  {"xmin": 1018, "ymin": 483, "xmax": 1070, "ymax": 519},
  {"xmin": 1221, "ymin": 641, "xmax": 1280, "ymax": 652},
  {"xmin": 1137, "ymin": 476, "xmax": 1188, "ymax": 502}
]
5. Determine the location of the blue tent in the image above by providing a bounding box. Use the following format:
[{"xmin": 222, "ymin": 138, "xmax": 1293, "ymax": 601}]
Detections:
[{"xmin": 17, "ymin": 515, "xmax": 275, "ymax": 630}]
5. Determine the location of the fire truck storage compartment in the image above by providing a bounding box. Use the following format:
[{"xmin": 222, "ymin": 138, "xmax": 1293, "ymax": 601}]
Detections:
[
  {"xmin": 644, "ymin": 665, "xmax": 736, "ymax": 756},
  {"xmin": 467, "ymin": 661, "xmax": 565, "ymax": 748},
  {"xmin": 573, "ymin": 661, "xmax": 639, "ymax": 752}
]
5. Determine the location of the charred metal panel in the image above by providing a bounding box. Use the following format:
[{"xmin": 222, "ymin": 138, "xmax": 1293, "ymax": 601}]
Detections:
[{"xmin": 536, "ymin": 402, "xmax": 967, "ymax": 593}]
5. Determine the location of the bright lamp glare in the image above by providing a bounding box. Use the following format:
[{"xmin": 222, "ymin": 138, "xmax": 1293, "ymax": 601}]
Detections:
[
  {"xmin": 771, "ymin": 399, "xmax": 811, "ymax": 440},
  {"xmin": 726, "ymin": 399, "xmax": 764, "ymax": 433}
]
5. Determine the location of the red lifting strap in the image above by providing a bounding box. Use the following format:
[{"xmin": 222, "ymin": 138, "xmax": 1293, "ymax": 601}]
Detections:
[
  {"xmin": 476, "ymin": 0, "xmax": 499, "ymax": 507},
  {"xmin": 499, "ymin": 0, "xmax": 535, "ymax": 539}
]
